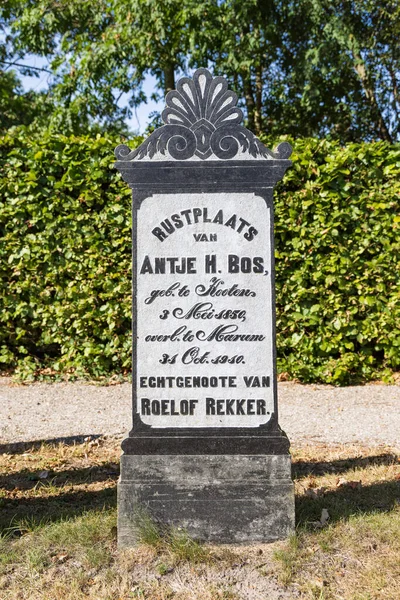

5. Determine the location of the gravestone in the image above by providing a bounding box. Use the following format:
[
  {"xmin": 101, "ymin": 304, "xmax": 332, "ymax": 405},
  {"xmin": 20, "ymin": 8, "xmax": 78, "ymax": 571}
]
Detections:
[{"xmin": 115, "ymin": 68, "xmax": 295, "ymax": 546}]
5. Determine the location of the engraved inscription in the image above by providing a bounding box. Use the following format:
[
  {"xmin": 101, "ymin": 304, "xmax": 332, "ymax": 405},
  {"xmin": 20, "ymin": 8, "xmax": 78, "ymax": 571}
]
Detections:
[{"xmin": 137, "ymin": 192, "xmax": 274, "ymax": 428}]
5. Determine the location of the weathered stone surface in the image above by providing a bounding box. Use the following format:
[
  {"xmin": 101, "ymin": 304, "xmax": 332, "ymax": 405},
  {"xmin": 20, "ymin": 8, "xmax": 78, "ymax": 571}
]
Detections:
[{"xmin": 118, "ymin": 454, "xmax": 295, "ymax": 546}]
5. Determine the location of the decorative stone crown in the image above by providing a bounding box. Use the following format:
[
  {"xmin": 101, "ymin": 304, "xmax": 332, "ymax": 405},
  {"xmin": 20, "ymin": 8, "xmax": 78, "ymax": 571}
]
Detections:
[{"xmin": 115, "ymin": 68, "xmax": 291, "ymax": 162}]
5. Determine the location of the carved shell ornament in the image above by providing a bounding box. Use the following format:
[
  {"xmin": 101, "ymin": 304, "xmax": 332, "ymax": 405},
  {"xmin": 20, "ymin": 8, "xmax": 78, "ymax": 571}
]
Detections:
[{"xmin": 115, "ymin": 68, "xmax": 292, "ymax": 162}]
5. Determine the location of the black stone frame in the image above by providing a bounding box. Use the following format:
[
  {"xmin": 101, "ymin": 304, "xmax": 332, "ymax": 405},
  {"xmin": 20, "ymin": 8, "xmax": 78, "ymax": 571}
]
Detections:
[{"xmin": 115, "ymin": 159, "xmax": 292, "ymax": 456}]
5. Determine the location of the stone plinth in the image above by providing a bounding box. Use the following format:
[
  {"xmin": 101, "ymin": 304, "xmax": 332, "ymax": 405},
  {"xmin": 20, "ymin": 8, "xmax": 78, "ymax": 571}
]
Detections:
[{"xmin": 118, "ymin": 453, "xmax": 294, "ymax": 546}]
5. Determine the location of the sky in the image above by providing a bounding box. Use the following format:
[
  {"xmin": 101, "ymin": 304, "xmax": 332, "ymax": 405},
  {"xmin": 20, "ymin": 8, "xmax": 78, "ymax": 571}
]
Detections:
[{"xmin": 16, "ymin": 54, "xmax": 164, "ymax": 134}]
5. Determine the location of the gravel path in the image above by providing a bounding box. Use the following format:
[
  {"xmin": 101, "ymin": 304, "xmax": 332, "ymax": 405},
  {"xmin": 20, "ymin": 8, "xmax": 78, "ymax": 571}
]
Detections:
[{"xmin": 0, "ymin": 378, "xmax": 399, "ymax": 448}]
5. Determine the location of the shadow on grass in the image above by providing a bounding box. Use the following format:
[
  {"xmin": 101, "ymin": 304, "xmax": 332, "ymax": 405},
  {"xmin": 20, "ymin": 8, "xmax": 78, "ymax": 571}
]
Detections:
[
  {"xmin": 294, "ymin": 452, "xmax": 399, "ymax": 526},
  {"xmin": 0, "ymin": 486, "xmax": 117, "ymax": 534},
  {"xmin": 1, "ymin": 450, "xmax": 398, "ymax": 534},
  {"xmin": 296, "ymin": 479, "xmax": 399, "ymax": 527},
  {"xmin": 0, "ymin": 435, "xmax": 104, "ymax": 455},
  {"xmin": 2, "ymin": 477, "xmax": 398, "ymax": 535},
  {"xmin": 293, "ymin": 453, "xmax": 398, "ymax": 479},
  {"xmin": 0, "ymin": 462, "xmax": 120, "ymax": 491}
]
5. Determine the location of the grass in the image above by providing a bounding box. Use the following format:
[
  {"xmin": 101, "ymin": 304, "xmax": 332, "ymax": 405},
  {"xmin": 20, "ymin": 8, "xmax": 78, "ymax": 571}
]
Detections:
[
  {"xmin": 133, "ymin": 509, "xmax": 208, "ymax": 564},
  {"xmin": 132, "ymin": 508, "xmax": 209, "ymax": 564},
  {"xmin": 0, "ymin": 437, "xmax": 398, "ymax": 599},
  {"xmin": 273, "ymin": 510, "xmax": 400, "ymax": 599}
]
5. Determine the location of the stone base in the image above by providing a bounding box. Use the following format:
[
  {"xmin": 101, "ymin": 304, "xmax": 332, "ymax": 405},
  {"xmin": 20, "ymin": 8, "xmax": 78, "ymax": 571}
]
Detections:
[{"xmin": 117, "ymin": 454, "xmax": 295, "ymax": 547}]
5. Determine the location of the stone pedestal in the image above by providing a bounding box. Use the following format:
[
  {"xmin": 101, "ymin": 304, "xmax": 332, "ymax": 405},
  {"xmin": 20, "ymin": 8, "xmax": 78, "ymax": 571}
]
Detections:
[{"xmin": 118, "ymin": 453, "xmax": 294, "ymax": 547}]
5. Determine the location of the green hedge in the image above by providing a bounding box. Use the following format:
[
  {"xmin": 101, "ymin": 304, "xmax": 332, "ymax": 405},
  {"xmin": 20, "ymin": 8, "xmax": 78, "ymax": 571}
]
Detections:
[
  {"xmin": 272, "ymin": 138, "xmax": 400, "ymax": 383},
  {"xmin": 0, "ymin": 132, "xmax": 136, "ymax": 379},
  {"xmin": 0, "ymin": 131, "xmax": 399, "ymax": 383}
]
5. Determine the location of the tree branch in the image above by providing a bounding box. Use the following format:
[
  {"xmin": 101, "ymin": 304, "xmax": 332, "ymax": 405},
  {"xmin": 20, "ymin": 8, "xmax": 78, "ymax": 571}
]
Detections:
[
  {"xmin": 163, "ymin": 64, "xmax": 175, "ymax": 94},
  {"xmin": 1, "ymin": 60, "xmax": 52, "ymax": 74},
  {"xmin": 241, "ymin": 73, "xmax": 256, "ymax": 132},
  {"xmin": 353, "ymin": 54, "xmax": 392, "ymax": 142}
]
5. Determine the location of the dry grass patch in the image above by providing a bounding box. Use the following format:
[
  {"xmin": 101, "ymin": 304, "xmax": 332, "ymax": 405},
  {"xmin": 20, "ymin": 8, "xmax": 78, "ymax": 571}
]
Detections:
[
  {"xmin": 274, "ymin": 443, "xmax": 400, "ymax": 599},
  {"xmin": 273, "ymin": 509, "xmax": 400, "ymax": 599},
  {"xmin": 293, "ymin": 443, "xmax": 399, "ymax": 527},
  {"xmin": 0, "ymin": 438, "xmax": 398, "ymax": 599},
  {"xmin": 0, "ymin": 436, "xmax": 120, "ymax": 533}
]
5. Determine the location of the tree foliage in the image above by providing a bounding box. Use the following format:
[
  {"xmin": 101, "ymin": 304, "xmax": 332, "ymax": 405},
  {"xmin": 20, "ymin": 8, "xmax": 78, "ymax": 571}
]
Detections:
[
  {"xmin": 1, "ymin": 0, "xmax": 399, "ymax": 140},
  {"xmin": 0, "ymin": 131, "xmax": 399, "ymax": 383},
  {"xmin": 0, "ymin": 8, "xmax": 51, "ymax": 132},
  {"xmin": 1, "ymin": 0, "xmax": 203, "ymax": 133},
  {"xmin": 204, "ymin": 0, "xmax": 400, "ymax": 140},
  {"xmin": 0, "ymin": 69, "xmax": 48, "ymax": 133}
]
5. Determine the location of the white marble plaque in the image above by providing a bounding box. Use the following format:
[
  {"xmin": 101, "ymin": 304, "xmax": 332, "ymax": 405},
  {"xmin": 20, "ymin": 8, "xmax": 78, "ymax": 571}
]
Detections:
[{"xmin": 137, "ymin": 192, "xmax": 274, "ymax": 428}]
